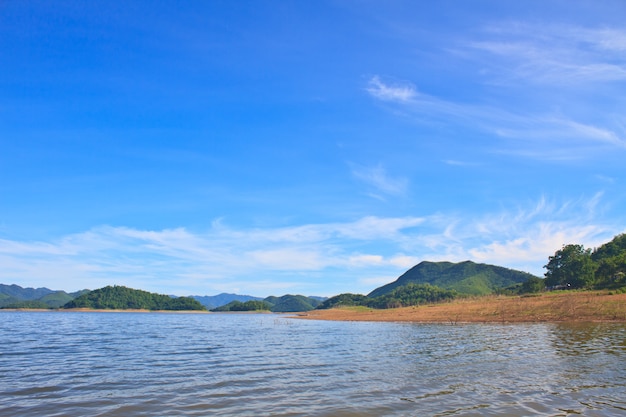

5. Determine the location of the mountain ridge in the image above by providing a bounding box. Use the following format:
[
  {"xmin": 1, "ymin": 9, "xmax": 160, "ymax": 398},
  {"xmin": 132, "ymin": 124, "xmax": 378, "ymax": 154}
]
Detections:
[
  {"xmin": 191, "ymin": 293, "xmax": 262, "ymax": 309},
  {"xmin": 368, "ymin": 260, "xmax": 538, "ymax": 297},
  {"xmin": 1, "ymin": 284, "xmax": 326, "ymax": 310}
]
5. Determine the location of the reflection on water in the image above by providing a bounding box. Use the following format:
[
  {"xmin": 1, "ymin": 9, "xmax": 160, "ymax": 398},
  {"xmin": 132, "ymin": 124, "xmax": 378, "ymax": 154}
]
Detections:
[
  {"xmin": 551, "ymin": 322, "xmax": 626, "ymax": 356},
  {"xmin": 1, "ymin": 312, "xmax": 625, "ymax": 416}
]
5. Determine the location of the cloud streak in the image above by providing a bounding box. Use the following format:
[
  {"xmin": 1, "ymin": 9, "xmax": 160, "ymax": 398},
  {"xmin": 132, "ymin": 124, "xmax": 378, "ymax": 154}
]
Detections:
[
  {"xmin": 469, "ymin": 23, "xmax": 626, "ymax": 85},
  {"xmin": 365, "ymin": 22, "xmax": 626, "ymax": 160},
  {"xmin": 1, "ymin": 195, "xmax": 619, "ymax": 296},
  {"xmin": 365, "ymin": 76, "xmax": 626, "ymax": 158},
  {"xmin": 350, "ymin": 164, "xmax": 409, "ymax": 198},
  {"xmin": 366, "ymin": 76, "xmax": 417, "ymax": 102}
]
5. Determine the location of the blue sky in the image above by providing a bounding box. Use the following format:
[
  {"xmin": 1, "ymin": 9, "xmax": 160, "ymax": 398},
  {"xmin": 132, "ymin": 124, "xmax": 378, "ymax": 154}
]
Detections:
[{"xmin": 1, "ymin": 1, "xmax": 625, "ymax": 297}]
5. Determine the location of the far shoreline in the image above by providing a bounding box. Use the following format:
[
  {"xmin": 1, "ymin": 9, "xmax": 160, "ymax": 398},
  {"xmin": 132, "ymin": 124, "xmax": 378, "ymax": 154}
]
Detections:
[
  {"xmin": 3, "ymin": 291, "xmax": 626, "ymax": 323},
  {"xmin": 294, "ymin": 291, "xmax": 626, "ymax": 324}
]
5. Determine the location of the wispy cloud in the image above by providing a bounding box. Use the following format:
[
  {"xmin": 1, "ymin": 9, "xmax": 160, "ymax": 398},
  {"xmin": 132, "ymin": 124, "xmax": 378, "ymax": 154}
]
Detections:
[
  {"xmin": 365, "ymin": 75, "xmax": 626, "ymax": 158},
  {"xmin": 365, "ymin": 22, "xmax": 626, "ymax": 160},
  {"xmin": 443, "ymin": 159, "xmax": 480, "ymax": 167},
  {"xmin": 0, "ymin": 216, "xmax": 424, "ymax": 296},
  {"xmin": 366, "ymin": 76, "xmax": 417, "ymax": 102},
  {"xmin": 350, "ymin": 163, "xmax": 409, "ymax": 197},
  {"xmin": 468, "ymin": 23, "xmax": 626, "ymax": 85},
  {"xmin": 405, "ymin": 194, "xmax": 617, "ymax": 274},
  {"xmin": 1, "ymin": 195, "xmax": 620, "ymax": 296}
]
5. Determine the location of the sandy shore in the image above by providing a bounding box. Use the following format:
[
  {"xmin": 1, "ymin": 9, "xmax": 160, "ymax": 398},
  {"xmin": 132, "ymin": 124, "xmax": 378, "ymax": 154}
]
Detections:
[{"xmin": 295, "ymin": 291, "xmax": 626, "ymax": 323}]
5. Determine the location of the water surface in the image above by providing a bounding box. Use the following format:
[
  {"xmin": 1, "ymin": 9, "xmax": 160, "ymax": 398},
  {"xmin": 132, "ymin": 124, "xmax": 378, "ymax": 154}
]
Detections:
[{"xmin": 1, "ymin": 311, "xmax": 625, "ymax": 416}]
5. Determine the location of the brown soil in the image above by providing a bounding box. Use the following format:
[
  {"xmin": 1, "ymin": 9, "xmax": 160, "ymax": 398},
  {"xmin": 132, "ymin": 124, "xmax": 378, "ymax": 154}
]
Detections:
[{"xmin": 295, "ymin": 291, "xmax": 626, "ymax": 323}]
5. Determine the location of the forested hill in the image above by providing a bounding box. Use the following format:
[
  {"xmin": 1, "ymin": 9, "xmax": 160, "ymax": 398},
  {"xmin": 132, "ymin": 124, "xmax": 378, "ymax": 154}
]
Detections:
[
  {"xmin": 369, "ymin": 260, "xmax": 538, "ymax": 297},
  {"xmin": 63, "ymin": 285, "xmax": 206, "ymax": 311}
]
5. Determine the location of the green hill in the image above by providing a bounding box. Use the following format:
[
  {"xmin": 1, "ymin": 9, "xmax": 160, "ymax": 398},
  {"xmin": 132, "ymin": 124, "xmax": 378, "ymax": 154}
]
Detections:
[
  {"xmin": 63, "ymin": 285, "xmax": 206, "ymax": 311},
  {"xmin": 319, "ymin": 285, "xmax": 457, "ymax": 310},
  {"xmin": 38, "ymin": 291, "xmax": 75, "ymax": 308},
  {"xmin": 317, "ymin": 293, "xmax": 369, "ymax": 309},
  {"xmin": 369, "ymin": 260, "xmax": 538, "ymax": 297},
  {"xmin": 265, "ymin": 295, "xmax": 322, "ymax": 312},
  {"xmin": 0, "ymin": 293, "xmax": 19, "ymax": 307},
  {"xmin": 0, "ymin": 284, "xmax": 91, "ymax": 308},
  {"xmin": 211, "ymin": 300, "xmax": 273, "ymax": 312},
  {"xmin": 214, "ymin": 294, "xmax": 323, "ymax": 312}
]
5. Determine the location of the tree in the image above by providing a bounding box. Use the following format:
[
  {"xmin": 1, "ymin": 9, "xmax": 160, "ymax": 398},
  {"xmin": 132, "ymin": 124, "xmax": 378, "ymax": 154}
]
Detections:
[
  {"xmin": 591, "ymin": 234, "xmax": 626, "ymax": 288},
  {"xmin": 317, "ymin": 293, "xmax": 368, "ymax": 309},
  {"xmin": 520, "ymin": 276, "xmax": 545, "ymax": 294},
  {"xmin": 544, "ymin": 244, "xmax": 596, "ymax": 289}
]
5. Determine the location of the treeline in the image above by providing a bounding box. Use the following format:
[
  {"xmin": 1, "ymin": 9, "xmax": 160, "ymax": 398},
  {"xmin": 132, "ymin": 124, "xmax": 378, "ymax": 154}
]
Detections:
[
  {"xmin": 212, "ymin": 300, "xmax": 273, "ymax": 312},
  {"xmin": 318, "ymin": 283, "xmax": 458, "ymax": 310},
  {"xmin": 544, "ymin": 233, "xmax": 626, "ymax": 290},
  {"xmin": 63, "ymin": 285, "xmax": 206, "ymax": 311}
]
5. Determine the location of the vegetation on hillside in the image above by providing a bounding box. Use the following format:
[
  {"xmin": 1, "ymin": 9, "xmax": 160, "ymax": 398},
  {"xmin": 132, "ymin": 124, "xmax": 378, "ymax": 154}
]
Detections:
[
  {"xmin": 366, "ymin": 283, "xmax": 457, "ymax": 308},
  {"xmin": 319, "ymin": 284, "xmax": 457, "ymax": 310},
  {"xmin": 212, "ymin": 300, "xmax": 273, "ymax": 312},
  {"xmin": 214, "ymin": 294, "xmax": 322, "ymax": 312},
  {"xmin": 265, "ymin": 295, "xmax": 322, "ymax": 312},
  {"xmin": 0, "ymin": 286, "xmax": 90, "ymax": 309},
  {"xmin": 368, "ymin": 260, "xmax": 537, "ymax": 297},
  {"xmin": 63, "ymin": 285, "xmax": 206, "ymax": 311},
  {"xmin": 317, "ymin": 293, "xmax": 369, "ymax": 309}
]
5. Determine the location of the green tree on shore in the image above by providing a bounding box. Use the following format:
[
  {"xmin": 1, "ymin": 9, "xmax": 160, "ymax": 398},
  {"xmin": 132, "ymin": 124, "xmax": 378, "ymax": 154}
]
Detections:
[{"xmin": 544, "ymin": 244, "xmax": 596, "ymax": 289}]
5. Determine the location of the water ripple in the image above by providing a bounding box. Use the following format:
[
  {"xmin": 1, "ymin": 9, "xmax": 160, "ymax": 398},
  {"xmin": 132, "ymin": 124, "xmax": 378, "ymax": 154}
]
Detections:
[{"xmin": 1, "ymin": 312, "xmax": 626, "ymax": 416}]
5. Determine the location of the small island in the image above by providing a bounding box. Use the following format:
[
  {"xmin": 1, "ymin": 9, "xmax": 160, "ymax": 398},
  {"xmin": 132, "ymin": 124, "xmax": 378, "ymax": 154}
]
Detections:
[{"xmin": 63, "ymin": 285, "xmax": 206, "ymax": 311}]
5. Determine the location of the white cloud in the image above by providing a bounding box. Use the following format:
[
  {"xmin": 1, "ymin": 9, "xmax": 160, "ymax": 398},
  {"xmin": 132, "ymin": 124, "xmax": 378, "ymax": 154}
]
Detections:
[
  {"xmin": 335, "ymin": 216, "xmax": 424, "ymax": 240},
  {"xmin": 366, "ymin": 76, "xmax": 417, "ymax": 102},
  {"xmin": 351, "ymin": 163, "xmax": 409, "ymax": 197},
  {"xmin": 0, "ymin": 195, "xmax": 620, "ymax": 295},
  {"xmin": 364, "ymin": 22, "xmax": 626, "ymax": 161},
  {"xmin": 443, "ymin": 159, "xmax": 479, "ymax": 167},
  {"xmin": 468, "ymin": 23, "xmax": 626, "ymax": 85},
  {"xmin": 0, "ymin": 216, "xmax": 426, "ymax": 295},
  {"xmin": 410, "ymin": 196, "xmax": 618, "ymax": 275},
  {"xmin": 347, "ymin": 254, "xmax": 384, "ymax": 267},
  {"xmin": 364, "ymin": 78, "xmax": 626, "ymax": 158}
]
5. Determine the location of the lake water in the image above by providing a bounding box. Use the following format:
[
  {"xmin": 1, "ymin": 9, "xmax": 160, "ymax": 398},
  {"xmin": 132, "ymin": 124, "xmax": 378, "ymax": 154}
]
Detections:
[{"xmin": 1, "ymin": 312, "xmax": 625, "ymax": 416}]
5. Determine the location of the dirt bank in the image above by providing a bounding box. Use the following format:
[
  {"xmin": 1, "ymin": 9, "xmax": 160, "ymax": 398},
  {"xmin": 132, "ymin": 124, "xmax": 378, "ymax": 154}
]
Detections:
[{"xmin": 295, "ymin": 291, "xmax": 626, "ymax": 323}]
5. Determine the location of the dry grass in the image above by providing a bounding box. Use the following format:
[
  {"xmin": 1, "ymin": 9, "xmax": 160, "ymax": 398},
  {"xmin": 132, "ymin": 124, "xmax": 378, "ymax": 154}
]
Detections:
[{"xmin": 295, "ymin": 291, "xmax": 626, "ymax": 323}]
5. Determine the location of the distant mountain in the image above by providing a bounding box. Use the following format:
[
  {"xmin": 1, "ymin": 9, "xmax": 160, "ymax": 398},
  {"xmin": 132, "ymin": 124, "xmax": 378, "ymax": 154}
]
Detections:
[
  {"xmin": 264, "ymin": 295, "xmax": 323, "ymax": 312},
  {"xmin": 0, "ymin": 284, "xmax": 54, "ymax": 300},
  {"xmin": 191, "ymin": 293, "xmax": 262, "ymax": 309},
  {"xmin": 368, "ymin": 260, "xmax": 538, "ymax": 297},
  {"xmin": 213, "ymin": 294, "xmax": 324, "ymax": 312},
  {"xmin": 0, "ymin": 284, "xmax": 90, "ymax": 308}
]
